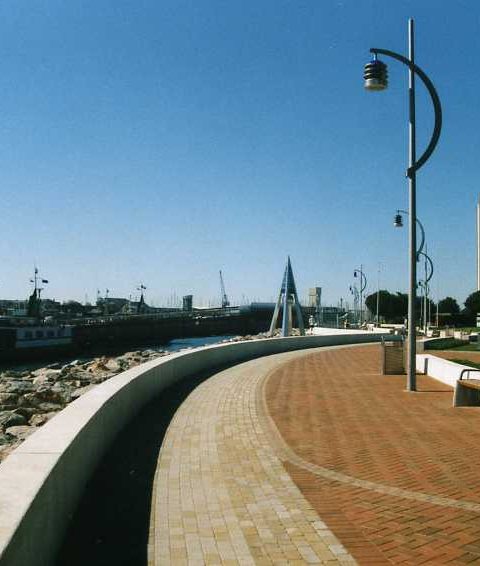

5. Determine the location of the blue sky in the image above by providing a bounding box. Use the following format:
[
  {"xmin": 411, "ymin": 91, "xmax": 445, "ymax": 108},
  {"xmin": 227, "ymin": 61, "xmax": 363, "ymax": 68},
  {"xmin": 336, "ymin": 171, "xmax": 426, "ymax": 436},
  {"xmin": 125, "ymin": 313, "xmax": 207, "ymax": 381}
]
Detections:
[{"xmin": 0, "ymin": 0, "xmax": 478, "ymax": 308}]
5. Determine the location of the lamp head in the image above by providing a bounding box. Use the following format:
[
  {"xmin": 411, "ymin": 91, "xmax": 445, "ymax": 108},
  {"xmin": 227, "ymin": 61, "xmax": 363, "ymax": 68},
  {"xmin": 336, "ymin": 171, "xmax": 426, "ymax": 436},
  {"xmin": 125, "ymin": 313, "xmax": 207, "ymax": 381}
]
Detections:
[
  {"xmin": 364, "ymin": 57, "xmax": 388, "ymax": 91},
  {"xmin": 394, "ymin": 213, "xmax": 403, "ymax": 228}
]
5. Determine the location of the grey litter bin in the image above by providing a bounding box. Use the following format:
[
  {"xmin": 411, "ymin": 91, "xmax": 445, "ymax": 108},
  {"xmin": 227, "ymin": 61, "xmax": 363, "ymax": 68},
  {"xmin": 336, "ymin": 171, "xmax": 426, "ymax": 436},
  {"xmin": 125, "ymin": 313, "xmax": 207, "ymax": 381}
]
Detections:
[{"xmin": 381, "ymin": 337, "xmax": 406, "ymax": 375}]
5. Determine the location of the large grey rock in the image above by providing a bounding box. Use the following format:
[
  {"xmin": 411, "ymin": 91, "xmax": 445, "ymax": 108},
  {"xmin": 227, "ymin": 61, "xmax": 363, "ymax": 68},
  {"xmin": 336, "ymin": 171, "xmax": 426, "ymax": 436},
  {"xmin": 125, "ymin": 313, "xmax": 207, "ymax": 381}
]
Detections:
[
  {"xmin": 0, "ymin": 370, "xmax": 22, "ymax": 378},
  {"xmin": 31, "ymin": 368, "xmax": 61, "ymax": 379},
  {"xmin": 37, "ymin": 402, "xmax": 64, "ymax": 413},
  {"xmin": 0, "ymin": 392, "xmax": 20, "ymax": 409},
  {"xmin": 0, "ymin": 411, "xmax": 27, "ymax": 430},
  {"xmin": 89, "ymin": 373, "xmax": 111, "ymax": 385},
  {"xmin": 104, "ymin": 358, "xmax": 122, "ymax": 373},
  {"xmin": 5, "ymin": 425, "xmax": 36, "ymax": 441},
  {"xmin": 0, "ymin": 432, "xmax": 11, "ymax": 445},
  {"xmin": 32, "ymin": 374, "xmax": 54, "ymax": 386},
  {"xmin": 3, "ymin": 381, "xmax": 35, "ymax": 395},
  {"xmin": 19, "ymin": 393, "xmax": 40, "ymax": 408},
  {"xmin": 71, "ymin": 384, "xmax": 96, "ymax": 400},
  {"xmin": 65, "ymin": 370, "xmax": 93, "ymax": 384},
  {"xmin": 31, "ymin": 385, "xmax": 69, "ymax": 406},
  {"xmin": 29, "ymin": 412, "xmax": 57, "ymax": 427},
  {"xmin": 13, "ymin": 407, "xmax": 38, "ymax": 420}
]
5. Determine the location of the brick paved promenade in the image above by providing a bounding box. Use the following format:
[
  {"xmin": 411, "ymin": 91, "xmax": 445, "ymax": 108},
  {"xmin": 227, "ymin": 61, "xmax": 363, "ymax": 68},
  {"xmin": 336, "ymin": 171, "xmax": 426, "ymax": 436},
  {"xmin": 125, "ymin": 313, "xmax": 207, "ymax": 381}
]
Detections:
[{"xmin": 149, "ymin": 344, "xmax": 480, "ymax": 564}]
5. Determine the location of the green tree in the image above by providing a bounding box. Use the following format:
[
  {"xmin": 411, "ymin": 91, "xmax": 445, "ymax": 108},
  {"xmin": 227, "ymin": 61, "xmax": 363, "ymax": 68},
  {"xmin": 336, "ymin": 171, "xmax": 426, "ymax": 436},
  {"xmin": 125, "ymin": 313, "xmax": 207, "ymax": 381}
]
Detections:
[
  {"xmin": 365, "ymin": 290, "xmax": 408, "ymax": 321},
  {"xmin": 464, "ymin": 291, "xmax": 480, "ymax": 315},
  {"xmin": 438, "ymin": 296, "xmax": 460, "ymax": 315},
  {"xmin": 62, "ymin": 300, "xmax": 85, "ymax": 315}
]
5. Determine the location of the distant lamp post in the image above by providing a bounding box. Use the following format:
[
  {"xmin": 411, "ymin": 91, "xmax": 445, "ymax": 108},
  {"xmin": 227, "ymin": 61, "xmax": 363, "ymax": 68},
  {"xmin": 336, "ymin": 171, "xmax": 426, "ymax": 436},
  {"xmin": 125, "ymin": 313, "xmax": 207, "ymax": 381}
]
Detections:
[
  {"xmin": 349, "ymin": 284, "xmax": 359, "ymax": 324},
  {"xmin": 418, "ymin": 250, "xmax": 434, "ymax": 334},
  {"xmin": 394, "ymin": 209, "xmax": 432, "ymax": 333},
  {"xmin": 376, "ymin": 263, "xmax": 382, "ymax": 326},
  {"xmin": 365, "ymin": 18, "xmax": 442, "ymax": 391},
  {"xmin": 353, "ymin": 266, "xmax": 367, "ymax": 325}
]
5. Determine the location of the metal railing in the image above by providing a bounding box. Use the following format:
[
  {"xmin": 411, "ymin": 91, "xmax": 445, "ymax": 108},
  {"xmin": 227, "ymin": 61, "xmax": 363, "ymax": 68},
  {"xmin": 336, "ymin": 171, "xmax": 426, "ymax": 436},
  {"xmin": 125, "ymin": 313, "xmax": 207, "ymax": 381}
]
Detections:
[{"xmin": 459, "ymin": 368, "xmax": 480, "ymax": 381}]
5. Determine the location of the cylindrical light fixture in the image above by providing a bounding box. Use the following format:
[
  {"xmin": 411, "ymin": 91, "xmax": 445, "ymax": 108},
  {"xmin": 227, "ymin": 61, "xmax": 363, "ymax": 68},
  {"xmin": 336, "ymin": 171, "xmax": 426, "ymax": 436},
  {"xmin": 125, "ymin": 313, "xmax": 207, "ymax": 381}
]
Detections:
[
  {"xmin": 364, "ymin": 58, "xmax": 388, "ymax": 91},
  {"xmin": 394, "ymin": 213, "xmax": 404, "ymax": 228}
]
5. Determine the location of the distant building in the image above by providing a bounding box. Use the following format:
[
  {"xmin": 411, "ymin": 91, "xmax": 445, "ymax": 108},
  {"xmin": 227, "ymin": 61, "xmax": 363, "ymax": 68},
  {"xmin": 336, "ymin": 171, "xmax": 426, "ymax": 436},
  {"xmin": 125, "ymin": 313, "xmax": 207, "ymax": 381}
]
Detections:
[
  {"xmin": 0, "ymin": 300, "xmax": 28, "ymax": 317},
  {"xmin": 183, "ymin": 295, "xmax": 193, "ymax": 311},
  {"xmin": 308, "ymin": 287, "xmax": 322, "ymax": 308},
  {"xmin": 96, "ymin": 297, "xmax": 129, "ymax": 315}
]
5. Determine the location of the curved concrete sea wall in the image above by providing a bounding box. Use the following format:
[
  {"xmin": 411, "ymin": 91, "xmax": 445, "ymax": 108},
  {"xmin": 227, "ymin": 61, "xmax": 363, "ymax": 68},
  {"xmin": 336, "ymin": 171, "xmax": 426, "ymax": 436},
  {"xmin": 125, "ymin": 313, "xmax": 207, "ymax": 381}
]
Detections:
[{"xmin": 0, "ymin": 333, "xmax": 388, "ymax": 566}]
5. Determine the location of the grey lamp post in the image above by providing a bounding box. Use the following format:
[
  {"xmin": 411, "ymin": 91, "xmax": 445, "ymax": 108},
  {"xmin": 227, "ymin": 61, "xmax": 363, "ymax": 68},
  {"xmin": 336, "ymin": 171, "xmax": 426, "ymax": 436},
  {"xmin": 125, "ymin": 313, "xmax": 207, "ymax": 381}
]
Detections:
[
  {"xmin": 365, "ymin": 19, "xmax": 442, "ymax": 391},
  {"xmin": 349, "ymin": 284, "xmax": 359, "ymax": 324},
  {"xmin": 353, "ymin": 266, "xmax": 367, "ymax": 325},
  {"xmin": 394, "ymin": 210, "xmax": 432, "ymax": 332},
  {"xmin": 418, "ymin": 250, "xmax": 434, "ymax": 333}
]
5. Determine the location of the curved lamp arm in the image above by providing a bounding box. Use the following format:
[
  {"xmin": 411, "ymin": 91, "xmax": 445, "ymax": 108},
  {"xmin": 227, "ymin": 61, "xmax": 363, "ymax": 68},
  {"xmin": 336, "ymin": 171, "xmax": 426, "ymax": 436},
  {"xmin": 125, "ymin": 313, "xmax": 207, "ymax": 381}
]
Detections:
[
  {"xmin": 354, "ymin": 269, "xmax": 367, "ymax": 293},
  {"xmin": 397, "ymin": 209, "xmax": 425, "ymax": 258},
  {"xmin": 370, "ymin": 48, "xmax": 442, "ymax": 177},
  {"xmin": 418, "ymin": 251, "xmax": 434, "ymax": 283}
]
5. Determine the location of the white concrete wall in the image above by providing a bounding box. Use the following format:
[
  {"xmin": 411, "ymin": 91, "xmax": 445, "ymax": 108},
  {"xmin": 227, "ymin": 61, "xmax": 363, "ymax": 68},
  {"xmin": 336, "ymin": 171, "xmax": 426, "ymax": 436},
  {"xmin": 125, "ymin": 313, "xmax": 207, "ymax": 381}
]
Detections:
[
  {"xmin": 0, "ymin": 333, "xmax": 390, "ymax": 566},
  {"xmin": 310, "ymin": 326, "xmax": 391, "ymax": 336},
  {"xmin": 416, "ymin": 354, "xmax": 480, "ymax": 388}
]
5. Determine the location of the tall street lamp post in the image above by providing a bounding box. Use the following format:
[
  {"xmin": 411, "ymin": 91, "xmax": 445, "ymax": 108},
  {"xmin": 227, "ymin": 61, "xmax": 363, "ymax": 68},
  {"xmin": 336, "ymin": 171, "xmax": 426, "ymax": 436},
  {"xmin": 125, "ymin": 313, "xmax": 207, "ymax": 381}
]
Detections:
[
  {"xmin": 353, "ymin": 266, "xmax": 367, "ymax": 325},
  {"xmin": 376, "ymin": 263, "xmax": 381, "ymax": 326},
  {"xmin": 365, "ymin": 18, "xmax": 442, "ymax": 391}
]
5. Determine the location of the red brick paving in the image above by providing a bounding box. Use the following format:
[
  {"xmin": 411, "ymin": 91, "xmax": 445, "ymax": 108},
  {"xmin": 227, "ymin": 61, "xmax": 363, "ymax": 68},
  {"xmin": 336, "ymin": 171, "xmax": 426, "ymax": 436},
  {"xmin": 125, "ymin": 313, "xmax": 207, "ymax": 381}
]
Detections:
[{"xmin": 265, "ymin": 344, "xmax": 480, "ymax": 564}]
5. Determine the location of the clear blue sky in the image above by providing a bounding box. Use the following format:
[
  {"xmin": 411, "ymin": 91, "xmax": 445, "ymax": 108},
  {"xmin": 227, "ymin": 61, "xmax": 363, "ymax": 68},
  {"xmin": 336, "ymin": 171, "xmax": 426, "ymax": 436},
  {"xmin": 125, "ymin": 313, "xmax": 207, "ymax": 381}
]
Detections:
[{"xmin": 0, "ymin": 0, "xmax": 477, "ymax": 308}]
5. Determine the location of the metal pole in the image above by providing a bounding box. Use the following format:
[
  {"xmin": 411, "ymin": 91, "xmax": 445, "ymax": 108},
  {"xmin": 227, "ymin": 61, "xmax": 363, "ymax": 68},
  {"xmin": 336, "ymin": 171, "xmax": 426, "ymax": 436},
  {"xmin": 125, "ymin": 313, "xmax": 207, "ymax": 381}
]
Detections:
[
  {"xmin": 376, "ymin": 264, "xmax": 380, "ymax": 325},
  {"xmin": 424, "ymin": 250, "xmax": 428, "ymax": 334},
  {"xmin": 281, "ymin": 268, "xmax": 290, "ymax": 337},
  {"xmin": 360, "ymin": 265, "xmax": 363, "ymax": 325},
  {"xmin": 407, "ymin": 18, "xmax": 417, "ymax": 391},
  {"xmin": 477, "ymin": 196, "xmax": 480, "ymax": 291}
]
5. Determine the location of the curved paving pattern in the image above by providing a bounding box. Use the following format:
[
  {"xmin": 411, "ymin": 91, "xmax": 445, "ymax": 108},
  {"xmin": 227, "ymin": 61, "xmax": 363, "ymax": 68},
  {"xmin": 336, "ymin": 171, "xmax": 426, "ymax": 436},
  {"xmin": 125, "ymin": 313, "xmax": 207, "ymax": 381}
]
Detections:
[
  {"xmin": 149, "ymin": 348, "xmax": 356, "ymax": 565},
  {"xmin": 149, "ymin": 344, "xmax": 480, "ymax": 564}
]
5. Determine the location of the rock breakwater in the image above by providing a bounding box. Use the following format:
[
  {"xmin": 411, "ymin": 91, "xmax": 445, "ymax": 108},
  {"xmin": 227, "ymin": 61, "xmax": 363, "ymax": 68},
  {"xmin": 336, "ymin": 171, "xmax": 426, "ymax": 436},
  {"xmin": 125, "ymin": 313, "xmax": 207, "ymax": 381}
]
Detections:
[
  {"xmin": 0, "ymin": 348, "xmax": 169, "ymax": 461},
  {"xmin": 0, "ymin": 334, "xmax": 271, "ymax": 462}
]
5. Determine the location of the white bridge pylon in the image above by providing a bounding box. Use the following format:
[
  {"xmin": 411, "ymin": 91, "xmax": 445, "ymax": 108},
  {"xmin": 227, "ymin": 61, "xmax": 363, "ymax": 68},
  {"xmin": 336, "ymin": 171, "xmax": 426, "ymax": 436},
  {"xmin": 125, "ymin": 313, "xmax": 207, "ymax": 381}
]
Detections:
[{"xmin": 269, "ymin": 256, "xmax": 305, "ymax": 337}]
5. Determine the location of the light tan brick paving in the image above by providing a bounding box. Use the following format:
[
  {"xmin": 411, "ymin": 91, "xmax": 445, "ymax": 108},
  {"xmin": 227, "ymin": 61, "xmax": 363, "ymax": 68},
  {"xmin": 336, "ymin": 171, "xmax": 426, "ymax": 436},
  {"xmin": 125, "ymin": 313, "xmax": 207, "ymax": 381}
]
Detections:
[
  {"xmin": 149, "ymin": 348, "xmax": 355, "ymax": 565},
  {"xmin": 150, "ymin": 343, "xmax": 480, "ymax": 565}
]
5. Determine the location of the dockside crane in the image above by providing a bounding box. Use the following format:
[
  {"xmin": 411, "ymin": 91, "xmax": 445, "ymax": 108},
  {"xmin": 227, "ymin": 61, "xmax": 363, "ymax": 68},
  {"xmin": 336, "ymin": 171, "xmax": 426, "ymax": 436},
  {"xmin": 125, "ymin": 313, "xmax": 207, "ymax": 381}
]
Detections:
[{"xmin": 219, "ymin": 270, "xmax": 230, "ymax": 309}]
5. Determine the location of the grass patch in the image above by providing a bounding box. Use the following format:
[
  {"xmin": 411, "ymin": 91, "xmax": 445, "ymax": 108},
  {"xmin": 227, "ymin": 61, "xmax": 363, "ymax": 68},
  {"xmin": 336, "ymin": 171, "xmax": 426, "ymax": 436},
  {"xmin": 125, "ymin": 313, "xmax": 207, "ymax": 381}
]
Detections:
[
  {"xmin": 446, "ymin": 343, "xmax": 480, "ymax": 351},
  {"xmin": 425, "ymin": 338, "xmax": 465, "ymax": 350}
]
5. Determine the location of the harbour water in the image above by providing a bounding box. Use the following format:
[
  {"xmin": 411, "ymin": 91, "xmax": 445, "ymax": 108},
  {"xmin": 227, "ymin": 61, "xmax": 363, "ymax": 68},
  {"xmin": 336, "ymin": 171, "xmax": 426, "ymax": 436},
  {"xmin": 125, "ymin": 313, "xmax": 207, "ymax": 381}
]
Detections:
[
  {"xmin": 164, "ymin": 334, "xmax": 236, "ymax": 352},
  {"xmin": 0, "ymin": 334, "xmax": 238, "ymax": 373}
]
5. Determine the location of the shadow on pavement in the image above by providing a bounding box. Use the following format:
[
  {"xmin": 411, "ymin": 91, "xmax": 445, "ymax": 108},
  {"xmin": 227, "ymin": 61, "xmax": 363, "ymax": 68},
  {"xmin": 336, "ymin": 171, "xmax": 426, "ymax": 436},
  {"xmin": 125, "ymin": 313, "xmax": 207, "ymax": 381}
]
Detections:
[{"xmin": 54, "ymin": 368, "xmax": 216, "ymax": 566}]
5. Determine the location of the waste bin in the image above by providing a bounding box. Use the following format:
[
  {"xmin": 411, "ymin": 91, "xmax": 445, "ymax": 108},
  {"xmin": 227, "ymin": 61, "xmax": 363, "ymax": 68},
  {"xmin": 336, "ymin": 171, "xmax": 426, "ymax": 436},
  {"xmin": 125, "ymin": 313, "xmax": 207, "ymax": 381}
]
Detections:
[{"xmin": 381, "ymin": 337, "xmax": 405, "ymax": 375}]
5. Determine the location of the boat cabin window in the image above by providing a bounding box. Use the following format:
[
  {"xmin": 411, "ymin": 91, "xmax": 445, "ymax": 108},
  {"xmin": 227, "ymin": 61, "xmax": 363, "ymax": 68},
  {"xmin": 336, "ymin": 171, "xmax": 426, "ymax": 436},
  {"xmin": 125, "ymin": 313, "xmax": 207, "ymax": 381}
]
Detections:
[
  {"xmin": 47, "ymin": 330, "xmax": 54, "ymax": 338},
  {"xmin": 35, "ymin": 330, "xmax": 43, "ymax": 339},
  {"xmin": 25, "ymin": 331, "xmax": 33, "ymax": 340}
]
